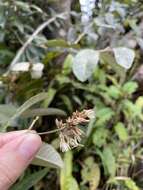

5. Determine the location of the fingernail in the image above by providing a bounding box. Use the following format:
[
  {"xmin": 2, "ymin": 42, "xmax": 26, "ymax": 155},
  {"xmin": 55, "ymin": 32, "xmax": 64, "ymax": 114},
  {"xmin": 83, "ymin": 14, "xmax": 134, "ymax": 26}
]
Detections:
[{"xmin": 18, "ymin": 133, "xmax": 42, "ymax": 160}]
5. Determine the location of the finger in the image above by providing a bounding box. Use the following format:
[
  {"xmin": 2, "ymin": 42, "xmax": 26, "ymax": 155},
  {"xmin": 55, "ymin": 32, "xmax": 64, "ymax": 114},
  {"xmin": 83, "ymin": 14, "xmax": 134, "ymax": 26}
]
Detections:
[
  {"xmin": 0, "ymin": 132, "xmax": 42, "ymax": 190},
  {"xmin": 0, "ymin": 130, "xmax": 35, "ymax": 148}
]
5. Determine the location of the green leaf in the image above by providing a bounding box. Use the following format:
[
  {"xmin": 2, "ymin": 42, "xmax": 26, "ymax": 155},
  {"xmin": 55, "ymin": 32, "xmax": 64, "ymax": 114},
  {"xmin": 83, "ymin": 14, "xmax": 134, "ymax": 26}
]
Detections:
[
  {"xmin": 123, "ymin": 99, "xmax": 141, "ymax": 118},
  {"xmin": 122, "ymin": 81, "xmax": 138, "ymax": 95},
  {"xmin": 32, "ymin": 143, "xmax": 63, "ymax": 168},
  {"xmin": 93, "ymin": 127, "xmax": 108, "ymax": 147},
  {"xmin": 11, "ymin": 168, "xmax": 48, "ymax": 190},
  {"xmin": 113, "ymin": 47, "xmax": 135, "ymax": 69},
  {"xmin": 114, "ymin": 122, "xmax": 128, "ymax": 142},
  {"xmin": 47, "ymin": 39, "xmax": 67, "ymax": 47},
  {"xmin": 60, "ymin": 95, "xmax": 73, "ymax": 113},
  {"xmin": 0, "ymin": 49, "xmax": 14, "ymax": 65},
  {"xmin": 14, "ymin": 1, "xmax": 31, "ymax": 12},
  {"xmin": 21, "ymin": 108, "xmax": 66, "ymax": 118},
  {"xmin": 46, "ymin": 39, "xmax": 79, "ymax": 49},
  {"xmin": 107, "ymin": 85, "xmax": 121, "ymax": 99},
  {"xmin": 96, "ymin": 107, "xmax": 114, "ymax": 126},
  {"xmin": 62, "ymin": 54, "xmax": 73, "ymax": 75},
  {"xmin": 72, "ymin": 49, "xmax": 99, "ymax": 82},
  {"xmin": 13, "ymin": 20, "xmax": 24, "ymax": 33},
  {"xmin": 0, "ymin": 113, "xmax": 11, "ymax": 124},
  {"xmin": 86, "ymin": 114, "xmax": 96, "ymax": 137},
  {"xmin": 100, "ymin": 52, "xmax": 126, "ymax": 78},
  {"xmin": 42, "ymin": 88, "xmax": 56, "ymax": 108},
  {"xmin": 136, "ymin": 96, "xmax": 143, "ymax": 108},
  {"xmin": 0, "ymin": 104, "xmax": 17, "ymax": 118},
  {"xmin": 43, "ymin": 52, "xmax": 61, "ymax": 64},
  {"xmin": 60, "ymin": 151, "xmax": 79, "ymax": 190},
  {"xmin": 30, "ymin": 4, "xmax": 43, "ymax": 13},
  {"xmin": 125, "ymin": 178, "xmax": 139, "ymax": 190},
  {"xmin": 81, "ymin": 157, "xmax": 100, "ymax": 190},
  {"xmin": 102, "ymin": 147, "xmax": 116, "ymax": 177},
  {"xmin": 11, "ymin": 92, "xmax": 49, "ymax": 121},
  {"xmin": 0, "ymin": 6, "xmax": 6, "ymax": 28},
  {"xmin": 0, "ymin": 104, "xmax": 17, "ymax": 125}
]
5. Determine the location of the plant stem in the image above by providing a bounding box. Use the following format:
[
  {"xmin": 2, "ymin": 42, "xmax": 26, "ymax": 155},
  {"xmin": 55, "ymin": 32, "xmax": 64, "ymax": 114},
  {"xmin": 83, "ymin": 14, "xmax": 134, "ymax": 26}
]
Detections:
[
  {"xmin": 38, "ymin": 126, "xmax": 66, "ymax": 135},
  {"xmin": 28, "ymin": 116, "xmax": 39, "ymax": 130}
]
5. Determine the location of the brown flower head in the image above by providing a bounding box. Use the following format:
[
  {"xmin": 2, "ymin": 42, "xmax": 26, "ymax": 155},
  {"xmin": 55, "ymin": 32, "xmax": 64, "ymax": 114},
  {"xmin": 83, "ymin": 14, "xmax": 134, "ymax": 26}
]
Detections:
[{"xmin": 56, "ymin": 109, "xmax": 95, "ymax": 152}]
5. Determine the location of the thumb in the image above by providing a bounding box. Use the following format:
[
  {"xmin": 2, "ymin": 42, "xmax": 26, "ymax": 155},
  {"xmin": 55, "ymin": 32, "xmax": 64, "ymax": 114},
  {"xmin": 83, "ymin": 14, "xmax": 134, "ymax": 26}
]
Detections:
[{"xmin": 0, "ymin": 132, "xmax": 42, "ymax": 190}]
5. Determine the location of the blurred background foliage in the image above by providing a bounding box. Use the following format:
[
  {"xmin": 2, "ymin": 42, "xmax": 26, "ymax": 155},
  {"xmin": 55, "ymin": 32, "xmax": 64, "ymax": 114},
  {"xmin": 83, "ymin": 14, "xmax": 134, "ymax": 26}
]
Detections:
[{"xmin": 0, "ymin": 0, "xmax": 143, "ymax": 189}]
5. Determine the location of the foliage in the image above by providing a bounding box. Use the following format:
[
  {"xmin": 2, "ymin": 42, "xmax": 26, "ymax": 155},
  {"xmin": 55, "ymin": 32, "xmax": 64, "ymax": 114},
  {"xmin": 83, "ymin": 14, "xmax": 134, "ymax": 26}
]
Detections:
[
  {"xmin": 81, "ymin": 157, "xmax": 100, "ymax": 190},
  {"xmin": 11, "ymin": 168, "xmax": 49, "ymax": 190},
  {"xmin": 0, "ymin": 0, "xmax": 143, "ymax": 189},
  {"xmin": 60, "ymin": 151, "xmax": 79, "ymax": 190}
]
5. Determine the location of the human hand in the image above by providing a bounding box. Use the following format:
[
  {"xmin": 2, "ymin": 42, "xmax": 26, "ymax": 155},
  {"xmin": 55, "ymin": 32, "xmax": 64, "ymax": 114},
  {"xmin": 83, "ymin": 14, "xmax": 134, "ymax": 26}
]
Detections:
[{"xmin": 0, "ymin": 130, "xmax": 42, "ymax": 190}]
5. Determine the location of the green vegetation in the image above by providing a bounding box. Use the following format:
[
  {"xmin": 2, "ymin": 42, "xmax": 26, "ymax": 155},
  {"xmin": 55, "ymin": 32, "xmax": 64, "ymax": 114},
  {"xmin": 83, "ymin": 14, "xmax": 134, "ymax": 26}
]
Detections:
[{"xmin": 0, "ymin": 0, "xmax": 143, "ymax": 189}]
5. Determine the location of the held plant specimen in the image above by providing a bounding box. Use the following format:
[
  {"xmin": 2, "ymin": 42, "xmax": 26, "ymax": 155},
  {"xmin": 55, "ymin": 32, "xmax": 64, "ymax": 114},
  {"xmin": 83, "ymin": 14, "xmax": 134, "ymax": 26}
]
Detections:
[
  {"xmin": 56, "ymin": 109, "xmax": 95, "ymax": 152},
  {"xmin": 31, "ymin": 109, "xmax": 95, "ymax": 152}
]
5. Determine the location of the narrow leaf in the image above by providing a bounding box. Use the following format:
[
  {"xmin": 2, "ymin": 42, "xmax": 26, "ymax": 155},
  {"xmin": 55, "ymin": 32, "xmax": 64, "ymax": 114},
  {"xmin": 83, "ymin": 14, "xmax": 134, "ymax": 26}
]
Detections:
[
  {"xmin": 21, "ymin": 108, "xmax": 66, "ymax": 118},
  {"xmin": 102, "ymin": 147, "xmax": 116, "ymax": 177},
  {"xmin": 42, "ymin": 88, "xmax": 56, "ymax": 107},
  {"xmin": 11, "ymin": 92, "xmax": 49, "ymax": 120},
  {"xmin": 11, "ymin": 168, "xmax": 48, "ymax": 190},
  {"xmin": 46, "ymin": 39, "xmax": 79, "ymax": 49}
]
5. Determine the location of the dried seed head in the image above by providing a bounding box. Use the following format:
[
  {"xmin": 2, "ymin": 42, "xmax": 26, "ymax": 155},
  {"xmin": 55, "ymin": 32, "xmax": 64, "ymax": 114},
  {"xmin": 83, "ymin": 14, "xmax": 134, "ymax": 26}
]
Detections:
[
  {"xmin": 59, "ymin": 133, "xmax": 71, "ymax": 152},
  {"xmin": 83, "ymin": 109, "xmax": 95, "ymax": 119},
  {"xmin": 66, "ymin": 109, "xmax": 95, "ymax": 126},
  {"xmin": 56, "ymin": 109, "xmax": 95, "ymax": 152},
  {"xmin": 55, "ymin": 119, "xmax": 66, "ymax": 129},
  {"xmin": 56, "ymin": 119, "xmax": 84, "ymax": 152}
]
